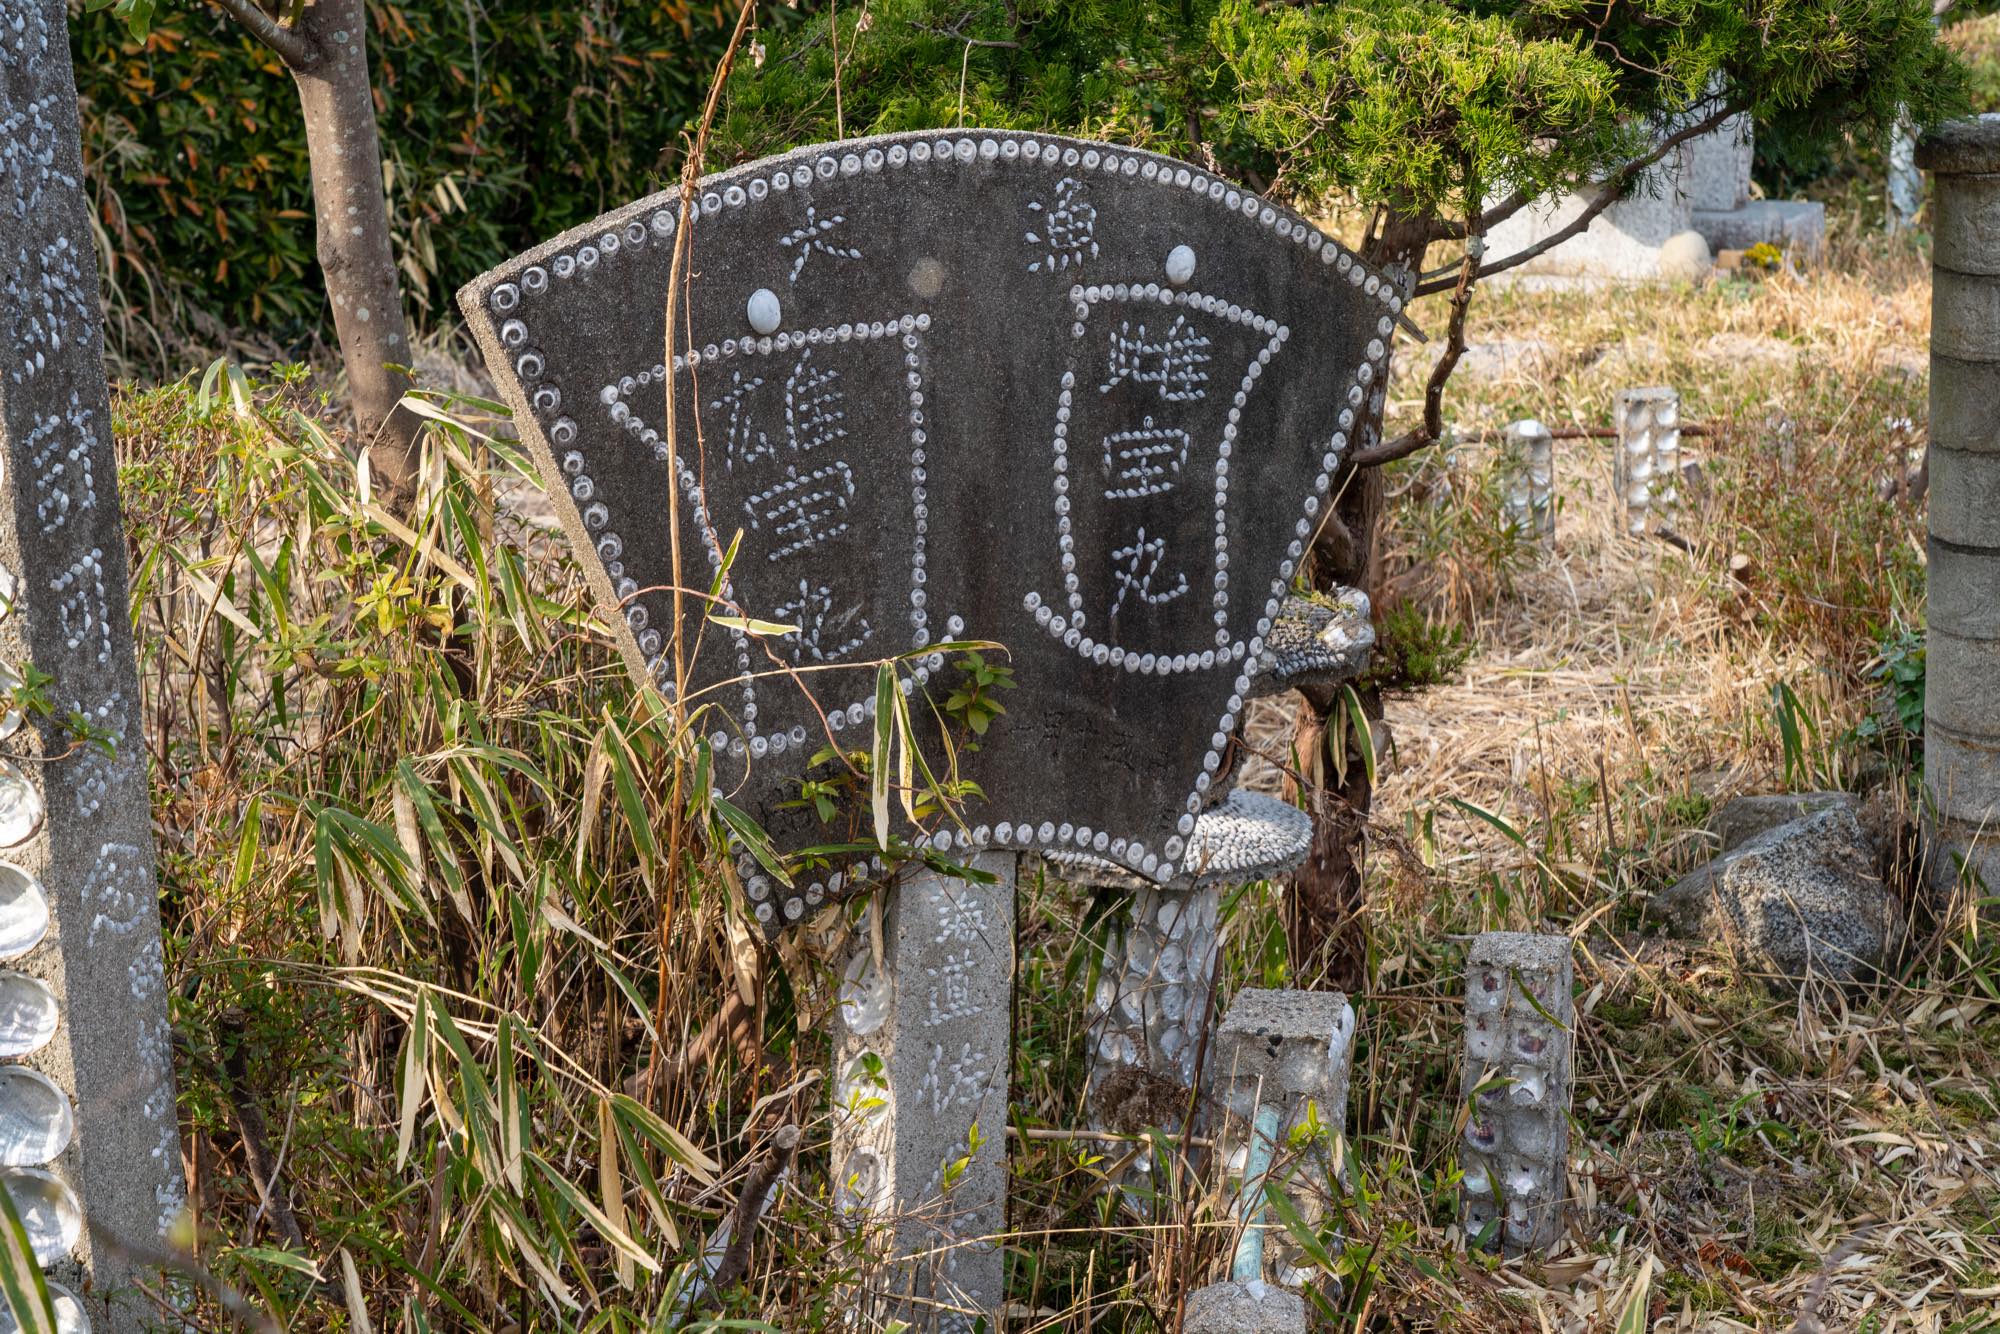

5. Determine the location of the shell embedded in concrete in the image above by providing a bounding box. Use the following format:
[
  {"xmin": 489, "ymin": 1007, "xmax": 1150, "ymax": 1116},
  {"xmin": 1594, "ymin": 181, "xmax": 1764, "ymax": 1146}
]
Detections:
[
  {"xmin": 0, "ymin": 1167, "xmax": 82, "ymax": 1264},
  {"xmin": 0, "ymin": 664, "xmax": 21, "ymax": 742},
  {"xmin": 0, "ymin": 864, "xmax": 50, "ymax": 962},
  {"xmin": 0, "ymin": 764, "xmax": 42, "ymax": 848},
  {"xmin": 0, "ymin": 1067, "xmax": 71, "ymax": 1166},
  {"xmin": 0, "ymin": 1280, "xmax": 90, "ymax": 1334},
  {"xmin": 0, "ymin": 972, "xmax": 59, "ymax": 1058}
]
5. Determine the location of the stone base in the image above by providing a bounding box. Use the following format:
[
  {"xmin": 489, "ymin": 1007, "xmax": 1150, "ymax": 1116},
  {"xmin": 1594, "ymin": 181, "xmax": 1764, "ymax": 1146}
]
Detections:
[
  {"xmin": 1185, "ymin": 1280, "xmax": 1307, "ymax": 1333},
  {"xmin": 1925, "ymin": 812, "xmax": 2000, "ymax": 909},
  {"xmin": 1694, "ymin": 199, "xmax": 1826, "ymax": 260}
]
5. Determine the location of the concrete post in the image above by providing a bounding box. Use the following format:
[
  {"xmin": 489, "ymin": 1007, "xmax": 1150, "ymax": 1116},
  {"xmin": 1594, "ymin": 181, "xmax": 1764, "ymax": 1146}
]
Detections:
[
  {"xmin": 1613, "ymin": 386, "xmax": 1681, "ymax": 535},
  {"xmin": 1500, "ymin": 419, "xmax": 1555, "ymax": 544},
  {"xmin": 0, "ymin": 5, "xmax": 182, "ymax": 1327},
  {"xmin": 1210, "ymin": 988, "xmax": 1355, "ymax": 1290},
  {"xmin": 1918, "ymin": 116, "xmax": 2000, "ymax": 901},
  {"xmin": 831, "ymin": 854, "xmax": 1015, "ymax": 1332},
  {"xmin": 1459, "ymin": 933, "xmax": 1572, "ymax": 1254}
]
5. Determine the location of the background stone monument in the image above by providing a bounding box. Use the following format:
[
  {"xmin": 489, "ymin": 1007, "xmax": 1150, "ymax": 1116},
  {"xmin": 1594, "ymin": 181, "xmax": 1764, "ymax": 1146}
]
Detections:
[
  {"xmin": 1459, "ymin": 933, "xmax": 1572, "ymax": 1254},
  {"xmin": 0, "ymin": 3, "xmax": 184, "ymax": 1327}
]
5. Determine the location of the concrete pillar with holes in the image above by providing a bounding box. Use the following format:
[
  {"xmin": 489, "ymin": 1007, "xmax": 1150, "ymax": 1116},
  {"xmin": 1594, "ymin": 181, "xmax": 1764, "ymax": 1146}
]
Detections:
[{"xmin": 1920, "ymin": 117, "xmax": 2000, "ymax": 904}]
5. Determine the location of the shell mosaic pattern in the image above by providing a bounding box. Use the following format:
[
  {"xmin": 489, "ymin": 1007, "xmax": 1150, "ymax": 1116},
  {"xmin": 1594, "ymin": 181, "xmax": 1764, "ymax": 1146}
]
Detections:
[
  {"xmin": 1460, "ymin": 933, "xmax": 1573, "ymax": 1253},
  {"xmin": 460, "ymin": 131, "xmax": 1396, "ymax": 928},
  {"xmin": 1045, "ymin": 788, "xmax": 1312, "ymax": 892},
  {"xmin": 1246, "ymin": 589, "xmax": 1376, "ymax": 699}
]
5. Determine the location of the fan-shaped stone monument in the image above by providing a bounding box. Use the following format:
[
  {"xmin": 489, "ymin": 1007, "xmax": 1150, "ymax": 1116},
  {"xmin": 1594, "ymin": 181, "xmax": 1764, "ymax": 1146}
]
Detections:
[{"xmin": 461, "ymin": 129, "xmax": 1394, "ymax": 1328}]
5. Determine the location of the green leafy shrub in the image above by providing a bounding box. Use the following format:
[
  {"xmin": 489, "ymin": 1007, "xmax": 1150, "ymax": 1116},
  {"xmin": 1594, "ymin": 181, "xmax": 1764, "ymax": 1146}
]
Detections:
[
  {"xmin": 1366, "ymin": 601, "xmax": 1474, "ymax": 692},
  {"xmin": 74, "ymin": 2, "xmax": 739, "ymax": 365}
]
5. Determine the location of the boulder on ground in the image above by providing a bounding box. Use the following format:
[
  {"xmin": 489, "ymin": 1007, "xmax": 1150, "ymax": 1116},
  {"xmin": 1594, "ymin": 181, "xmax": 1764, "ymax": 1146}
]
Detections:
[
  {"xmin": 1709, "ymin": 791, "xmax": 1857, "ymax": 852},
  {"xmin": 1657, "ymin": 229, "xmax": 1713, "ymax": 283},
  {"xmin": 1652, "ymin": 804, "xmax": 1903, "ymax": 984}
]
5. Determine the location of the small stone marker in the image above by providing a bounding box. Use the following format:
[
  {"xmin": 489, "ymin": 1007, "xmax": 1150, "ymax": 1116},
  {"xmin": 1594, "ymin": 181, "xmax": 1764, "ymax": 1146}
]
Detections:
[
  {"xmin": 1499, "ymin": 419, "xmax": 1554, "ymax": 543},
  {"xmin": 831, "ymin": 854, "xmax": 1014, "ymax": 1330},
  {"xmin": 1918, "ymin": 117, "xmax": 2000, "ymax": 901},
  {"xmin": 458, "ymin": 131, "xmax": 1396, "ymax": 928},
  {"xmin": 1459, "ymin": 932, "xmax": 1572, "ymax": 1254},
  {"xmin": 0, "ymin": 3, "xmax": 183, "ymax": 1325},
  {"xmin": 1613, "ymin": 386, "xmax": 1680, "ymax": 535},
  {"xmin": 1211, "ymin": 988, "xmax": 1355, "ymax": 1289}
]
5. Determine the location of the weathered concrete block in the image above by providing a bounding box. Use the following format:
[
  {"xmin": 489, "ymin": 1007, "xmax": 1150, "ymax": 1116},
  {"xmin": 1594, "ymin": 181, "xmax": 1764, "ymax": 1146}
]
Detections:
[
  {"xmin": 0, "ymin": 6, "xmax": 182, "ymax": 1327},
  {"xmin": 1212, "ymin": 988, "xmax": 1354, "ymax": 1288},
  {"xmin": 1613, "ymin": 387, "xmax": 1680, "ymax": 535},
  {"xmin": 1184, "ymin": 1279, "xmax": 1307, "ymax": 1333},
  {"xmin": 1931, "ymin": 268, "xmax": 2000, "ymax": 363},
  {"xmin": 1929, "ymin": 542, "xmax": 2000, "ymax": 641},
  {"xmin": 831, "ymin": 854, "xmax": 1015, "ymax": 1331},
  {"xmin": 1461, "ymin": 933, "xmax": 1572, "ymax": 1254},
  {"xmin": 1927, "ymin": 727, "xmax": 2000, "ymax": 826},
  {"xmin": 1915, "ymin": 114, "xmax": 2000, "ymax": 176},
  {"xmin": 1693, "ymin": 199, "xmax": 1826, "ymax": 260},
  {"xmin": 1931, "ymin": 355, "xmax": 2000, "ymax": 455},
  {"xmin": 1932, "ymin": 171, "xmax": 2000, "ymax": 276},
  {"xmin": 1928, "ymin": 627, "xmax": 2000, "ymax": 741},
  {"xmin": 1248, "ymin": 590, "xmax": 1375, "ymax": 700},
  {"xmin": 1927, "ymin": 448, "xmax": 2000, "ymax": 550}
]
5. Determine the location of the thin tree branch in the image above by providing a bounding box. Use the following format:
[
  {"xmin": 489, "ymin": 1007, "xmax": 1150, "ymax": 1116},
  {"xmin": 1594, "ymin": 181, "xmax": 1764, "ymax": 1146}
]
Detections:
[
  {"xmin": 1414, "ymin": 99, "xmax": 1743, "ymax": 297},
  {"xmin": 207, "ymin": 0, "xmax": 315, "ymax": 69}
]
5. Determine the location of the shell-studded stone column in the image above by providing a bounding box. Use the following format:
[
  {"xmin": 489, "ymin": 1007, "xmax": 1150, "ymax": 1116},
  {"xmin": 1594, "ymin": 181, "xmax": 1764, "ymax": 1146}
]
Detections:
[
  {"xmin": 830, "ymin": 854, "xmax": 1016, "ymax": 1332},
  {"xmin": 0, "ymin": 3, "xmax": 183, "ymax": 1327},
  {"xmin": 1613, "ymin": 386, "xmax": 1681, "ymax": 535},
  {"xmin": 1917, "ymin": 117, "xmax": 2000, "ymax": 903},
  {"xmin": 1459, "ymin": 933, "xmax": 1573, "ymax": 1254}
]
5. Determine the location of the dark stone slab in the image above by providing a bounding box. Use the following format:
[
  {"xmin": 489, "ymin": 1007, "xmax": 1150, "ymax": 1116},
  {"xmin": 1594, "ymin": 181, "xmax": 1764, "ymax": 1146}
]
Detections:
[
  {"xmin": 0, "ymin": 5, "xmax": 182, "ymax": 1324},
  {"xmin": 460, "ymin": 132, "xmax": 1394, "ymax": 930}
]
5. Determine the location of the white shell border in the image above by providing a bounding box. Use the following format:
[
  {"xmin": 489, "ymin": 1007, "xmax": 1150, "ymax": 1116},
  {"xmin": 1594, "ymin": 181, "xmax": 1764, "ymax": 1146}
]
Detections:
[{"xmin": 469, "ymin": 129, "xmax": 1400, "ymax": 896}]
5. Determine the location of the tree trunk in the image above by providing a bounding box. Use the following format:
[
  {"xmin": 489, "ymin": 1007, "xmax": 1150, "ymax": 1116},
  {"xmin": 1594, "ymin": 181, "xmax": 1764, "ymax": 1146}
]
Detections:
[
  {"xmin": 1282, "ymin": 212, "xmax": 1431, "ymax": 991},
  {"xmin": 284, "ymin": 0, "xmax": 423, "ymax": 506}
]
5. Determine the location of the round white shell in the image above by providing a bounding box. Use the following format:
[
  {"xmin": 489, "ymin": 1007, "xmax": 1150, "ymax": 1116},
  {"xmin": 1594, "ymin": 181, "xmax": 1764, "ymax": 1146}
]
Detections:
[
  {"xmin": 0, "ymin": 1168, "xmax": 81, "ymax": 1264},
  {"xmin": 0, "ymin": 1068, "xmax": 71, "ymax": 1167},
  {"xmin": 0, "ymin": 865, "xmax": 49, "ymax": 962},
  {"xmin": 0, "ymin": 972, "xmax": 59, "ymax": 1059},
  {"xmin": 0, "ymin": 664, "xmax": 20, "ymax": 741},
  {"xmin": 0, "ymin": 764, "xmax": 43, "ymax": 848},
  {"xmin": 746, "ymin": 287, "xmax": 782, "ymax": 335},
  {"xmin": 0, "ymin": 1280, "xmax": 89, "ymax": 1334},
  {"xmin": 1165, "ymin": 243, "xmax": 1197, "ymax": 285}
]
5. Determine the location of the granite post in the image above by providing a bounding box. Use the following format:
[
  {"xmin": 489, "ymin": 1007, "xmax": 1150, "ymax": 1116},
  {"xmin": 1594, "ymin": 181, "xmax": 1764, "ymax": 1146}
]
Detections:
[
  {"xmin": 831, "ymin": 854, "xmax": 1015, "ymax": 1331},
  {"xmin": 1613, "ymin": 386, "xmax": 1681, "ymax": 536},
  {"xmin": 0, "ymin": 3, "xmax": 183, "ymax": 1326},
  {"xmin": 1459, "ymin": 933, "xmax": 1572, "ymax": 1254},
  {"xmin": 1918, "ymin": 116, "xmax": 2000, "ymax": 902}
]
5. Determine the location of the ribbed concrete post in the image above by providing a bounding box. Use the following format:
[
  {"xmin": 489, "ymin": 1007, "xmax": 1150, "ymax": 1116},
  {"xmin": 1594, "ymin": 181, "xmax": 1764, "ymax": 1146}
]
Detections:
[{"xmin": 1918, "ymin": 116, "xmax": 2000, "ymax": 901}]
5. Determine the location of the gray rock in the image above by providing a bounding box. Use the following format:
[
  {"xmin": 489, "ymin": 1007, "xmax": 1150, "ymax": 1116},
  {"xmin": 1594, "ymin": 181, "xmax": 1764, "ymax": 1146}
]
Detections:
[
  {"xmin": 1710, "ymin": 791, "xmax": 1857, "ymax": 852},
  {"xmin": 1653, "ymin": 807, "xmax": 1903, "ymax": 983},
  {"xmin": 1184, "ymin": 1279, "xmax": 1307, "ymax": 1333}
]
